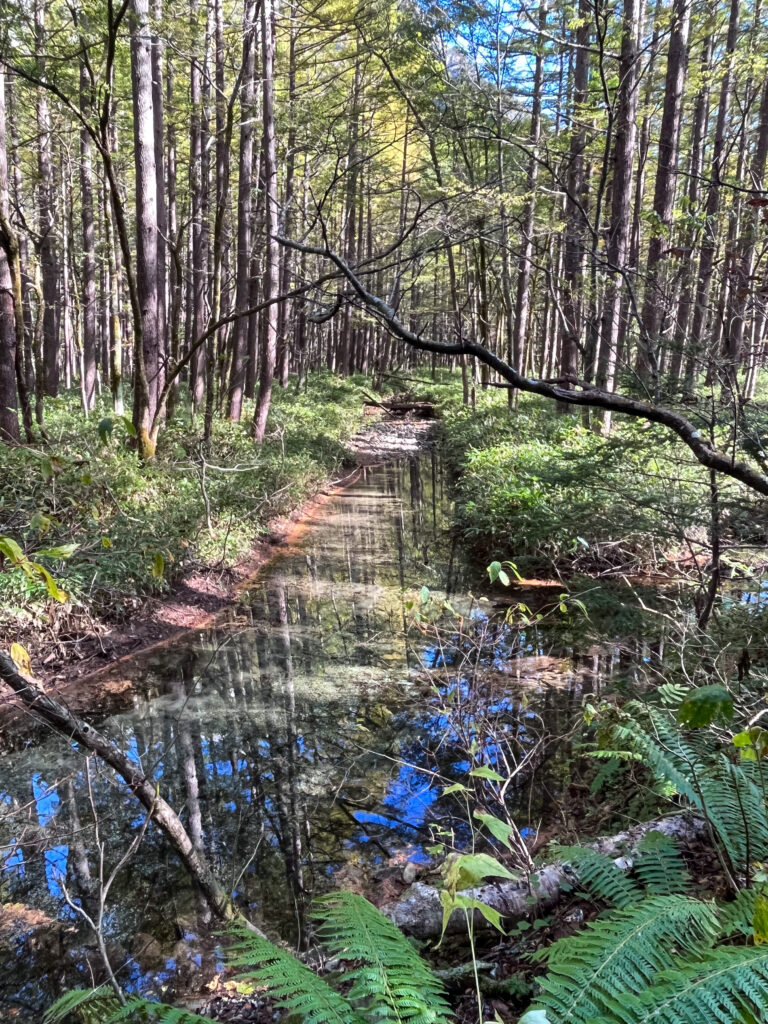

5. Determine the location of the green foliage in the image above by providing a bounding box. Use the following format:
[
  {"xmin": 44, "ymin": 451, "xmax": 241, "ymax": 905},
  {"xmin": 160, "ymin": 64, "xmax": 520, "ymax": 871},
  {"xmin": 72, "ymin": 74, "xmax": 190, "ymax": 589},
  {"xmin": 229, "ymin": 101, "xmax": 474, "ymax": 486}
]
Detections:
[
  {"xmin": 47, "ymin": 895, "xmax": 451, "ymax": 1024},
  {"xmin": 552, "ymin": 845, "xmax": 641, "ymax": 908},
  {"xmin": 608, "ymin": 702, "xmax": 768, "ymax": 877},
  {"xmin": 522, "ymin": 895, "xmax": 720, "ymax": 1024},
  {"xmin": 0, "ymin": 373, "xmax": 368, "ymax": 627},
  {"xmin": 676, "ymin": 684, "xmax": 734, "ymax": 728},
  {"xmin": 433, "ymin": 386, "xmax": 752, "ymax": 576},
  {"xmin": 633, "ymin": 831, "xmax": 691, "ymax": 896},
  {"xmin": 226, "ymin": 926, "xmax": 364, "ymax": 1024},
  {"xmin": 314, "ymin": 891, "xmax": 452, "ymax": 1024}
]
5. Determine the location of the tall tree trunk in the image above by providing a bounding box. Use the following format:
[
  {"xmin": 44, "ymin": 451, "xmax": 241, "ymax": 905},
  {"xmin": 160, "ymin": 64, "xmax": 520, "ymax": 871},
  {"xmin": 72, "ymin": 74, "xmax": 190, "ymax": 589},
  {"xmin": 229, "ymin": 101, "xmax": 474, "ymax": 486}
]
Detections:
[
  {"xmin": 638, "ymin": 0, "xmax": 690, "ymax": 381},
  {"xmin": 80, "ymin": 63, "xmax": 97, "ymax": 414},
  {"xmin": 252, "ymin": 0, "xmax": 278, "ymax": 442},
  {"xmin": 227, "ymin": 0, "xmax": 258, "ymax": 422},
  {"xmin": 511, "ymin": 0, "xmax": 546, "ymax": 380},
  {"xmin": 0, "ymin": 68, "xmax": 20, "ymax": 442},
  {"xmin": 558, "ymin": 0, "xmax": 590, "ymax": 412},
  {"xmin": 129, "ymin": 0, "xmax": 160, "ymax": 457},
  {"xmin": 152, "ymin": 0, "xmax": 168, "ymax": 407},
  {"xmin": 35, "ymin": 0, "xmax": 59, "ymax": 399},
  {"xmin": 189, "ymin": 0, "xmax": 208, "ymax": 413},
  {"xmin": 688, "ymin": 0, "xmax": 739, "ymax": 389},
  {"xmin": 594, "ymin": 0, "xmax": 641, "ymax": 431}
]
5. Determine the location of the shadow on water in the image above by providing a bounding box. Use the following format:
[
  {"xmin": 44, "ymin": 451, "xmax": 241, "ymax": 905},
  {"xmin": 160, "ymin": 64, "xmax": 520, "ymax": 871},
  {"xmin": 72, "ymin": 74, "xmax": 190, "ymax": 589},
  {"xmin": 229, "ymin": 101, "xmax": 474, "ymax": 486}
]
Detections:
[{"xmin": 0, "ymin": 454, "xmax": 704, "ymax": 1017}]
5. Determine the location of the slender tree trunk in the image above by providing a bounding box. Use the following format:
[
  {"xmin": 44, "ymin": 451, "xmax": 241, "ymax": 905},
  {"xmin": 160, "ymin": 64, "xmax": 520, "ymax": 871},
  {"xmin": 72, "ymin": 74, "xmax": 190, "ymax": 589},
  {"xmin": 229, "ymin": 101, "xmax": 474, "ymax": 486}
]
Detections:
[
  {"xmin": 0, "ymin": 69, "xmax": 20, "ymax": 442},
  {"xmin": 152, "ymin": 0, "xmax": 168, "ymax": 407},
  {"xmin": 79, "ymin": 64, "xmax": 97, "ymax": 413},
  {"xmin": 129, "ymin": 0, "xmax": 160, "ymax": 458},
  {"xmin": 35, "ymin": 0, "xmax": 59, "ymax": 399},
  {"xmin": 689, "ymin": 0, "xmax": 739, "ymax": 389},
  {"xmin": 511, "ymin": 1, "xmax": 546, "ymax": 378},
  {"xmin": 595, "ymin": 0, "xmax": 640, "ymax": 431},
  {"xmin": 638, "ymin": 0, "xmax": 690, "ymax": 381},
  {"xmin": 228, "ymin": 0, "xmax": 258, "ymax": 421},
  {"xmin": 558, "ymin": 0, "xmax": 590, "ymax": 412},
  {"xmin": 252, "ymin": 0, "xmax": 278, "ymax": 442}
]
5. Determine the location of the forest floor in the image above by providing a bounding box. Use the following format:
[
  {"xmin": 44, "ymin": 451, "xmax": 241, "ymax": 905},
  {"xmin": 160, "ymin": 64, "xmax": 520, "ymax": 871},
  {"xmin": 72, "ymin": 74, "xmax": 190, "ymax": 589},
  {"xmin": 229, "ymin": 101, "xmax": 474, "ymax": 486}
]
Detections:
[{"xmin": 0, "ymin": 384, "xmax": 436, "ymax": 703}]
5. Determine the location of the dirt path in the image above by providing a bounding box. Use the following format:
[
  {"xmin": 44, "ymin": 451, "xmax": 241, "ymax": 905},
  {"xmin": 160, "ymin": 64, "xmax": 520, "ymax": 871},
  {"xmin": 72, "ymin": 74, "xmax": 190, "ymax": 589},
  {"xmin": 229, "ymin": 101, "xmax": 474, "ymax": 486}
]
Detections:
[{"xmin": 0, "ymin": 412, "xmax": 436, "ymax": 713}]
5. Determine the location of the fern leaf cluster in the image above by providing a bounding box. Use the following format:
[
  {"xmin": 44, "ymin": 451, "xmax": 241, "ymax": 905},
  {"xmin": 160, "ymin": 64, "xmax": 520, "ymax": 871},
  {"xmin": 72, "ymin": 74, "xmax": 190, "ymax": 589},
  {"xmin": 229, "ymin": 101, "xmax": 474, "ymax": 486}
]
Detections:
[
  {"xmin": 314, "ymin": 892, "xmax": 452, "ymax": 1024},
  {"xmin": 553, "ymin": 845, "xmax": 641, "ymax": 907},
  {"xmin": 612, "ymin": 704, "xmax": 768, "ymax": 876},
  {"xmin": 46, "ymin": 894, "xmax": 450, "ymax": 1024},
  {"xmin": 527, "ymin": 894, "xmax": 719, "ymax": 1024}
]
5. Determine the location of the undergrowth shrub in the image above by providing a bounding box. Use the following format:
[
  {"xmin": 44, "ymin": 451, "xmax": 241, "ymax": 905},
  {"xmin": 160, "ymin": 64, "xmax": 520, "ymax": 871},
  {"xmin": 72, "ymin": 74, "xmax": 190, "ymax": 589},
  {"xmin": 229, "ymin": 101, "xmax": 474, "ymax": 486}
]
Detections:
[{"xmin": 434, "ymin": 386, "xmax": 761, "ymax": 575}]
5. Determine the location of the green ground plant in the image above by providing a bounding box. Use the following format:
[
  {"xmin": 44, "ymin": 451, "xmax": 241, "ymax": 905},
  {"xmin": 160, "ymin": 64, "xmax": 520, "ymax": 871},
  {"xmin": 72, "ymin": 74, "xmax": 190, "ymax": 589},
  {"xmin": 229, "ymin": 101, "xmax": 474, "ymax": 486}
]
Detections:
[
  {"xmin": 0, "ymin": 373, "xmax": 370, "ymax": 642},
  {"xmin": 423, "ymin": 375, "xmax": 767, "ymax": 578}
]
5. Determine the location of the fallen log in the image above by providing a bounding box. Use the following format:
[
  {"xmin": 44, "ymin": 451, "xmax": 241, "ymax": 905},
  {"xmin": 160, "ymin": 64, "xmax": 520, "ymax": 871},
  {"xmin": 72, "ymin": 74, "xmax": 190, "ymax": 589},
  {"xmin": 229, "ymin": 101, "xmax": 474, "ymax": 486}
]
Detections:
[{"xmin": 383, "ymin": 814, "xmax": 708, "ymax": 938}]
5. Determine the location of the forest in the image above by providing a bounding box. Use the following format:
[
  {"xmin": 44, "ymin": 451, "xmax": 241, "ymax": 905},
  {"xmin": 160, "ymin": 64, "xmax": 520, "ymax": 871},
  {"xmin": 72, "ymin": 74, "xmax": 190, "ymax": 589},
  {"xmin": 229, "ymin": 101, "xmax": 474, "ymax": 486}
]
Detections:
[{"xmin": 3, "ymin": 0, "xmax": 768, "ymax": 1020}]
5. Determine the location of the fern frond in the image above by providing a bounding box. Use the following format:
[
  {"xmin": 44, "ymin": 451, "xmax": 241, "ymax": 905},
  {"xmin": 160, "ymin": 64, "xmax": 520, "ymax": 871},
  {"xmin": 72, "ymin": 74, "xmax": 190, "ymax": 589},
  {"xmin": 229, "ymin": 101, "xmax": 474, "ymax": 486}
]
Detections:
[
  {"xmin": 528, "ymin": 895, "xmax": 720, "ymax": 1024},
  {"xmin": 611, "ymin": 706, "xmax": 768, "ymax": 876},
  {"xmin": 552, "ymin": 846, "xmax": 641, "ymax": 908},
  {"xmin": 226, "ymin": 924, "xmax": 364, "ymax": 1024},
  {"xmin": 45, "ymin": 987, "xmax": 120, "ymax": 1024},
  {"xmin": 635, "ymin": 944, "xmax": 768, "ymax": 1024},
  {"xmin": 45, "ymin": 988, "xmax": 212, "ymax": 1024},
  {"xmin": 104, "ymin": 999, "xmax": 213, "ymax": 1022},
  {"xmin": 314, "ymin": 892, "xmax": 452, "ymax": 1024},
  {"xmin": 717, "ymin": 888, "xmax": 758, "ymax": 939},
  {"xmin": 633, "ymin": 831, "xmax": 689, "ymax": 895}
]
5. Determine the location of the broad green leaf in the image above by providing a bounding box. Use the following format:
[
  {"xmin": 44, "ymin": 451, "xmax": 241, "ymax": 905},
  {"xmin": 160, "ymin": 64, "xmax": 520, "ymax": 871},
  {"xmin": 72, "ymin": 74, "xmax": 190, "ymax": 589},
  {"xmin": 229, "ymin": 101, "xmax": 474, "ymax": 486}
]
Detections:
[
  {"xmin": 488, "ymin": 560, "xmax": 502, "ymax": 583},
  {"xmin": 439, "ymin": 890, "xmax": 505, "ymax": 937},
  {"xmin": 98, "ymin": 417, "xmax": 114, "ymax": 442},
  {"xmin": 474, "ymin": 811, "xmax": 515, "ymax": 851},
  {"xmin": 677, "ymin": 684, "xmax": 733, "ymax": 728},
  {"xmin": 37, "ymin": 544, "xmax": 78, "ymax": 560},
  {"xmin": 152, "ymin": 553, "xmax": 165, "ymax": 579},
  {"xmin": 0, "ymin": 536, "xmax": 26, "ymax": 566},
  {"xmin": 754, "ymin": 894, "xmax": 768, "ymax": 945},
  {"xmin": 444, "ymin": 852, "xmax": 517, "ymax": 894},
  {"xmin": 519, "ymin": 1011, "xmax": 551, "ymax": 1024},
  {"xmin": 469, "ymin": 764, "xmax": 504, "ymax": 782},
  {"xmin": 33, "ymin": 563, "xmax": 68, "ymax": 603},
  {"xmin": 121, "ymin": 416, "xmax": 138, "ymax": 438}
]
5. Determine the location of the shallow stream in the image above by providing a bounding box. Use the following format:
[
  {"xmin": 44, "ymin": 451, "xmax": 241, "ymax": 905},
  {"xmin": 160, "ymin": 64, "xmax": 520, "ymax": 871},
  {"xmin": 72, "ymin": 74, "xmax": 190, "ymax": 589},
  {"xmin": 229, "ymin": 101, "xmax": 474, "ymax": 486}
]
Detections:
[{"xmin": 0, "ymin": 455, "xmax": 679, "ymax": 1018}]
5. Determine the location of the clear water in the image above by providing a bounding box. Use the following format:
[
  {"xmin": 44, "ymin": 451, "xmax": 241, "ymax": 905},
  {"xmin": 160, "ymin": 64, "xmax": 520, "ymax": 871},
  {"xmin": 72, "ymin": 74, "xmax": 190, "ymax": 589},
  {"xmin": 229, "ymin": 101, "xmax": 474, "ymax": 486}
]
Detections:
[{"xmin": 0, "ymin": 456, "xmax": 675, "ymax": 1017}]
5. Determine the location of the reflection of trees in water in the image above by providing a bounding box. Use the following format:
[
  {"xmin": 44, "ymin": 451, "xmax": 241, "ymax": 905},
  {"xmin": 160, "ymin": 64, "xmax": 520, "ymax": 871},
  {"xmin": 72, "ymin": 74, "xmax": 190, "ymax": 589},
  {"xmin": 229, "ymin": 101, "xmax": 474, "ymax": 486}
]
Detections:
[{"xmin": 0, "ymin": 457, "xmax": 487, "ymax": 1007}]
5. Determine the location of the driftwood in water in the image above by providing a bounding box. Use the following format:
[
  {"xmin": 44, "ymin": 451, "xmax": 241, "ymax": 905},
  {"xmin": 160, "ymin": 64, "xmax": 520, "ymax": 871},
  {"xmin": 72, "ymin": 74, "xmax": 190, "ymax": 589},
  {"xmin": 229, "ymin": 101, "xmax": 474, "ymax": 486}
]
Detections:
[
  {"xmin": 383, "ymin": 814, "xmax": 708, "ymax": 938},
  {"xmin": 0, "ymin": 650, "xmax": 265, "ymax": 935},
  {"xmin": 363, "ymin": 393, "xmax": 436, "ymax": 419}
]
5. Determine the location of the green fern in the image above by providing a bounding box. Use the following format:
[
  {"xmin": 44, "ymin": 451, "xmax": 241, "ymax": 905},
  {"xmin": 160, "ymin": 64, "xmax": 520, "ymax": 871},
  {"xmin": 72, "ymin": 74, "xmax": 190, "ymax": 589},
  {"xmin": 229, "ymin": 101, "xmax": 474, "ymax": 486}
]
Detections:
[
  {"xmin": 611, "ymin": 704, "xmax": 768, "ymax": 876},
  {"xmin": 47, "ymin": 895, "xmax": 450, "ymax": 1024},
  {"xmin": 633, "ymin": 832, "xmax": 689, "ymax": 895},
  {"xmin": 633, "ymin": 944, "xmax": 768, "ymax": 1024},
  {"xmin": 314, "ymin": 891, "xmax": 452, "ymax": 1024},
  {"xmin": 524, "ymin": 894, "xmax": 719, "ymax": 1024},
  {"xmin": 227, "ymin": 924, "xmax": 365, "ymax": 1024},
  {"xmin": 44, "ymin": 988, "xmax": 212, "ymax": 1023},
  {"xmin": 45, "ymin": 987, "xmax": 122, "ymax": 1024},
  {"xmin": 552, "ymin": 845, "xmax": 641, "ymax": 908}
]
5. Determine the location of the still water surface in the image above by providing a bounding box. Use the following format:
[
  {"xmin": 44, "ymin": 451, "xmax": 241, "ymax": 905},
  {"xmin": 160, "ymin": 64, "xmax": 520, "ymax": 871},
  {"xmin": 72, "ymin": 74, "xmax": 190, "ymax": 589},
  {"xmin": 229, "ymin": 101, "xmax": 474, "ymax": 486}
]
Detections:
[{"xmin": 0, "ymin": 456, "xmax": 658, "ymax": 1017}]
